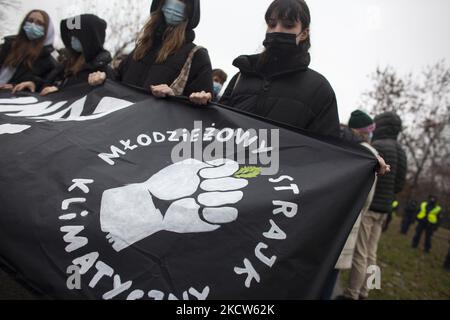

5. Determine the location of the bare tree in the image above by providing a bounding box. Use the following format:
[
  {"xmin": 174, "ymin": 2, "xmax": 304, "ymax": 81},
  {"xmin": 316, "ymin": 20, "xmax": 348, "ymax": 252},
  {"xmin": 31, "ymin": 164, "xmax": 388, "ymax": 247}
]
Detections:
[
  {"xmin": 62, "ymin": 0, "xmax": 148, "ymax": 58},
  {"xmin": 0, "ymin": 0, "xmax": 21, "ymax": 39},
  {"xmin": 360, "ymin": 61, "xmax": 450, "ymax": 205}
]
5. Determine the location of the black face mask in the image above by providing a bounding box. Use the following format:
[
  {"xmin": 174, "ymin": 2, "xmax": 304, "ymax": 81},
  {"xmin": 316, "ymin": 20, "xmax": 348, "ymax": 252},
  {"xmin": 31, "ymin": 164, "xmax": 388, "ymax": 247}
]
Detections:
[{"xmin": 263, "ymin": 32, "xmax": 299, "ymax": 55}]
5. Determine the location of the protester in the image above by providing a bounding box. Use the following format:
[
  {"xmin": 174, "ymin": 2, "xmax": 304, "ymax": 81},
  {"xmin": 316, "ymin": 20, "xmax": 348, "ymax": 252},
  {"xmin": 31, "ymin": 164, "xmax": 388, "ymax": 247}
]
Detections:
[
  {"xmin": 220, "ymin": 0, "xmax": 340, "ymax": 137},
  {"xmin": 339, "ymin": 112, "xmax": 407, "ymax": 300},
  {"xmin": 400, "ymin": 200, "xmax": 418, "ymax": 235},
  {"xmin": 321, "ymin": 110, "xmax": 379, "ymax": 299},
  {"xmin": 0, "ymin": 10, "xmax": 56, "ymax": 92},
  {"xmin": 14, "ymin": 14, "xmax": 114, "ymax": 96},
  {"xmin": 111, "ymin": 0, "xmax": 213, "ymax": 105},
  {"xmin": 412, "ymin": 195, "xmax": 442, "ymax": 253},
  {"xmin": 212, "ymin": 68, "xmax": 227, "ymax": 102}
]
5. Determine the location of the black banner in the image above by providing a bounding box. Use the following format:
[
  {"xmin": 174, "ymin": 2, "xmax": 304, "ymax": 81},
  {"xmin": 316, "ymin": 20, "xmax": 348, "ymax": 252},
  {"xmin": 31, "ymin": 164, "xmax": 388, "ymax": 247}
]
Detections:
[{"xmin": 0, "ymin": 81, "xmax": 377, "ymax": 300}]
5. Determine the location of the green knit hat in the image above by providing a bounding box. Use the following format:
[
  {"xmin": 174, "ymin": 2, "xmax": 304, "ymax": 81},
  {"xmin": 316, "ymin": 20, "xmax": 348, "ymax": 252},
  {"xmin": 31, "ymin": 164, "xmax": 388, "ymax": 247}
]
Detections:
[{"xmin": 348, "ymin": 110, "xmax": 375, "ymax": 131}]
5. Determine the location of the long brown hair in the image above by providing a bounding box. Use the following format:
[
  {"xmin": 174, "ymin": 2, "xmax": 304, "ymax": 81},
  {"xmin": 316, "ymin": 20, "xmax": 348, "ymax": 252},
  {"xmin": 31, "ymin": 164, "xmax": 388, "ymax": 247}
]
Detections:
[
  {"xmin": 3, "ymin": 10, "xmax": 50, "ymax": 69},
  {"xmin": 64, "ymin": 53, "xmax": 86, "ymax": 77},
  {"xmin": 133, "ymin": 1, "xmax": 192, "ymax": 63}
]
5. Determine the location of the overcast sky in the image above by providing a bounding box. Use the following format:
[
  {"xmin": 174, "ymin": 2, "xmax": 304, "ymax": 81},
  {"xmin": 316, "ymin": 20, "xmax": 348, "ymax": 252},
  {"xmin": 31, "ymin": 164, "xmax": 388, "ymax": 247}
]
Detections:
[{"xmin": 5, "ymin": 0, "xmax": 450, "ymax": 122}]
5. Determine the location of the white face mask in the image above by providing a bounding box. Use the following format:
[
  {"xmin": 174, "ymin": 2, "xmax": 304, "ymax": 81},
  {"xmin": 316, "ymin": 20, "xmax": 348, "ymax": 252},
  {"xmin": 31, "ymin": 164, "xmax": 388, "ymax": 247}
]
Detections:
[{"xmin": 71, "ymin": 36, "xmax": 83, "ymax": 53}]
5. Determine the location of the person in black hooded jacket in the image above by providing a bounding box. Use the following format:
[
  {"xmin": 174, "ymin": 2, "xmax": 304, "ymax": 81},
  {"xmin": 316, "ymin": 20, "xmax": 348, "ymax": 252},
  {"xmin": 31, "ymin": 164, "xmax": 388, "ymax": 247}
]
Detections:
[
  {"xmin": 0, "ymin": 10, "xmax": 56, "ymax": 92},
  {"xmin": 14, "ymin": 14, "xmax": 114, "ymax": 96},
  {"xmin": 108, "ymin": 0, "xmax": 213, "ymax": 105},
  {"xmin": 370, "ymin": 112, "xmax": 407, "ymax": 214},
  {"xmin": 220, "ymin": 0, "xmax": 340, "ymax": 137}
]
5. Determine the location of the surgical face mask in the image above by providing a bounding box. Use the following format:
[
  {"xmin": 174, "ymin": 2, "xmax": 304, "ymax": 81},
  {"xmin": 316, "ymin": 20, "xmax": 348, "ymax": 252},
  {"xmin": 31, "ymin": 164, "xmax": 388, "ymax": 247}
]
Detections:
[
  {"xmin": 71, "ymin": 36, "xmax": 83, "ymax": 53},
  {"xmin": 368, "ymin": 132, "xmax": 374, "ymax": 142},
  {"xmin": 162, "ymin": 0, "xmax": 186, "ymax": 26},
  {"xmin": 213, "ymin": 82, "xmax": 223, "ymax": 96},
  {"xmin": 263, "ymin": 32, "xmax": 299, "ymax": 54},
  {"xmin": 23, "ymin": 22, "xmax": 45, "ymax": 41}
]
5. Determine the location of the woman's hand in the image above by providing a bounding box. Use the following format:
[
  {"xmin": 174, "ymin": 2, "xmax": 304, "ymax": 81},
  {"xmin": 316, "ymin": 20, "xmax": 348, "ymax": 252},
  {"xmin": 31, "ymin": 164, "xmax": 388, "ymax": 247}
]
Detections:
[
  {"xmin": 88, "ymin": 71, "xmax": 107, "ymax": 86},
  {"xmin": 376, "ymin": 155, "xmax": 391, "ymax": 176},
  {"xmin": 40, "ymin": 86, "xmax": 59, "ymax": 96},
  {"xmin": 150, "ymin": 84, "xmax": 175, "ymax": 98},
  {"xmin": 12, "ymin": 81, "xmax": 36, "ymax": 94},
  {"xmin": 0, "ymin": 84, "xmax": 14, "ymax": 90},
  {"xmin": 189, "ymin": 91, "xmax": 212, "ymax": 106}
]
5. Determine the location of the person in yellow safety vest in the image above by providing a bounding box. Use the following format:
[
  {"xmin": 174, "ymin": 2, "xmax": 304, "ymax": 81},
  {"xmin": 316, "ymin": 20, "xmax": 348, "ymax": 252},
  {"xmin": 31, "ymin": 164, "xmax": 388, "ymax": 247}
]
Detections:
[{"xmin": 412, "ymin": 195, "xmax": 442, "ymax": 253}]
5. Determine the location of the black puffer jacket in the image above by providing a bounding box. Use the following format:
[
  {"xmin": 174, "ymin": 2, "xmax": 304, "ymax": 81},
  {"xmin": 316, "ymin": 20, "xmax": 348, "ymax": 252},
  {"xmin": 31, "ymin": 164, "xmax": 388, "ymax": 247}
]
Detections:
[
  {"xmin": 0, "ymin": 36, "xmax": 56, "ymax": 89},
  {"xmin": 45, "ymin": 14, "xmax": 114, "ymax": 89},
  {"xmin": 220, "ymin": 52, "xmax": 340, "ymax": 137},
  {"xmin": 116, "ymin": 0, "xmax": 213, "ymax": 96},
  {"xmin": 370, "ymin": 112, "xmax": 407, "ymax": 214}
]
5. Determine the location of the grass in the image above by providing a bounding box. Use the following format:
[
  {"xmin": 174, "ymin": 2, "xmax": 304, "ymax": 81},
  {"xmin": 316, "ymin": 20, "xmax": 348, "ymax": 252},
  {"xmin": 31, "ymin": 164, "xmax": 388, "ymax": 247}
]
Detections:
[{"xmin": 340, "ymin": 216, "xmax": 450, "ymax": 300}]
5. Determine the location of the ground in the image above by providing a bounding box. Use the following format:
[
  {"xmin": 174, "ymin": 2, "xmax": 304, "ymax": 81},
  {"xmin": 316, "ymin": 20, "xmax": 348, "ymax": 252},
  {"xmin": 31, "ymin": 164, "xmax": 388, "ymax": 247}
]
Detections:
[{"xmin": 340, "ymin": 216, "xmax": 450, "ymax": 300}]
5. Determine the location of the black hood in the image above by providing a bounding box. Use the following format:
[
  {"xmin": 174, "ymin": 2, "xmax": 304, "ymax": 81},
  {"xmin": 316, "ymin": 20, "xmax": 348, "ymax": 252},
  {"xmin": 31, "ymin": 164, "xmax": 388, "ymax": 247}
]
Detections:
[
  {"xmin": 60, "ymin": 14, "xmax": 107, "ymax": 63},
  {"xmin": 373, "ymin": 112, "xmax": 403, "ymax": 140},
  {"xmin": 151, "ymin": 0, "xmax": 200, "ymax": 29}
]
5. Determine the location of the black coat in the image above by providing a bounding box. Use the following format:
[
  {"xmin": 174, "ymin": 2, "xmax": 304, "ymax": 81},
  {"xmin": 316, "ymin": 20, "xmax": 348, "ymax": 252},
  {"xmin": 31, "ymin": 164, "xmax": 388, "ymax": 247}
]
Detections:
[
  {"xmin": 0, "ymin": 36, "xmax": 56, "ymax": 89},
  {"xmin": 44, "ymin": 50, "xmax": 114, "ymax": 89},
  {"xmin": 370, "ymin": 112, "xmax": 408, "ymax": 214},
  {"xmin": 116, "ymin": 29, "xmax": 213, "ymax": 96},
  {"xmin": 45, "ymin": 14, "xmax": 114, "ymax": 89},
  {"xmin": 220, "ymin": 52, "xmax": 340, "ymax": 137}
]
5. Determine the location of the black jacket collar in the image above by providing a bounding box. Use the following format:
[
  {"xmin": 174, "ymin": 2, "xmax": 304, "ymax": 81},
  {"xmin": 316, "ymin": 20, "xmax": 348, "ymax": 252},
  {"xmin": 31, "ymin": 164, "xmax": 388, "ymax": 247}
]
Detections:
[{"xmin": 233, "ymin": 50, "xmax": 311, "ymax": 79}]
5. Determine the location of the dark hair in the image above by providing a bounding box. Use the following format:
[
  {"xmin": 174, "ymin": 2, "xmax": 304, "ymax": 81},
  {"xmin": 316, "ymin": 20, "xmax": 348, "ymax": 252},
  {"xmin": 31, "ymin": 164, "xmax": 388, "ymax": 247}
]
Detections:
[
  {"xmin": 212, "ymin": 69, "xmax": 228, "ymax": 84},
  {"xmin": 3, "ymin": 10, "xmax": 50, "ymax": 69},
  {"xmin": 265, "ymin": 0, "xmax": 311, "ymax": 53}
]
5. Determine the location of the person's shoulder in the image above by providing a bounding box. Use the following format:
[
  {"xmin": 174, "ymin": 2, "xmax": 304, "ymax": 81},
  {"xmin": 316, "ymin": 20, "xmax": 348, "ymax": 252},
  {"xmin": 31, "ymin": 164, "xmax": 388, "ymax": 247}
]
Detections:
[
  {"xmin": 2, "ymin": 35, "xmax": 16, "ymax": 42},
  {"xmin": 232, "ymin": 54, "xmax": 260, "ymax": 74},
  {"xmin": 303, "ymin": 67, "xmax": 335, "ymax": 96},
  {"xmin": 1, "ymin": 35, "xmax": 16, "ymax": 48},
  {"xmin": 193, "ymin": 45, "xmax": 209, "ymax": 56}
]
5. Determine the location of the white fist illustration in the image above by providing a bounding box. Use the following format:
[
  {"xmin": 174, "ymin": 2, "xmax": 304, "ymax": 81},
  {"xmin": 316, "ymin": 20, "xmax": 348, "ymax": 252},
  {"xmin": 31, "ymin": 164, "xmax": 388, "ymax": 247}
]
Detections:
[{"xmin": 100, "ymin": 159, "xmax": 248, "ymax": 252}]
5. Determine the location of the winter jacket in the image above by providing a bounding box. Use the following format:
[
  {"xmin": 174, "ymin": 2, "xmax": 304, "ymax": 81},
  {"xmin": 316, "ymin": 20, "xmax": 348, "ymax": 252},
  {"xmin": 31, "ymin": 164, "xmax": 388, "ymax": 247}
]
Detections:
[
  {"xmin": 44, "ymin": 14, "xmax": 114, "ymax": 89},
  {"xmin": 116, "ymin": 0, "xmax": 213, "ymax": 96},
  {"xmin": 0, "ymin": 36, "xmax": 56, "ymax": 89},
  {"xmin": 369, "ymin": 112, "xmax": 407, "ymax": 214},
  {"xmin": 219, "ymin": 51, "xmax": 340, "ymax": 137}
]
